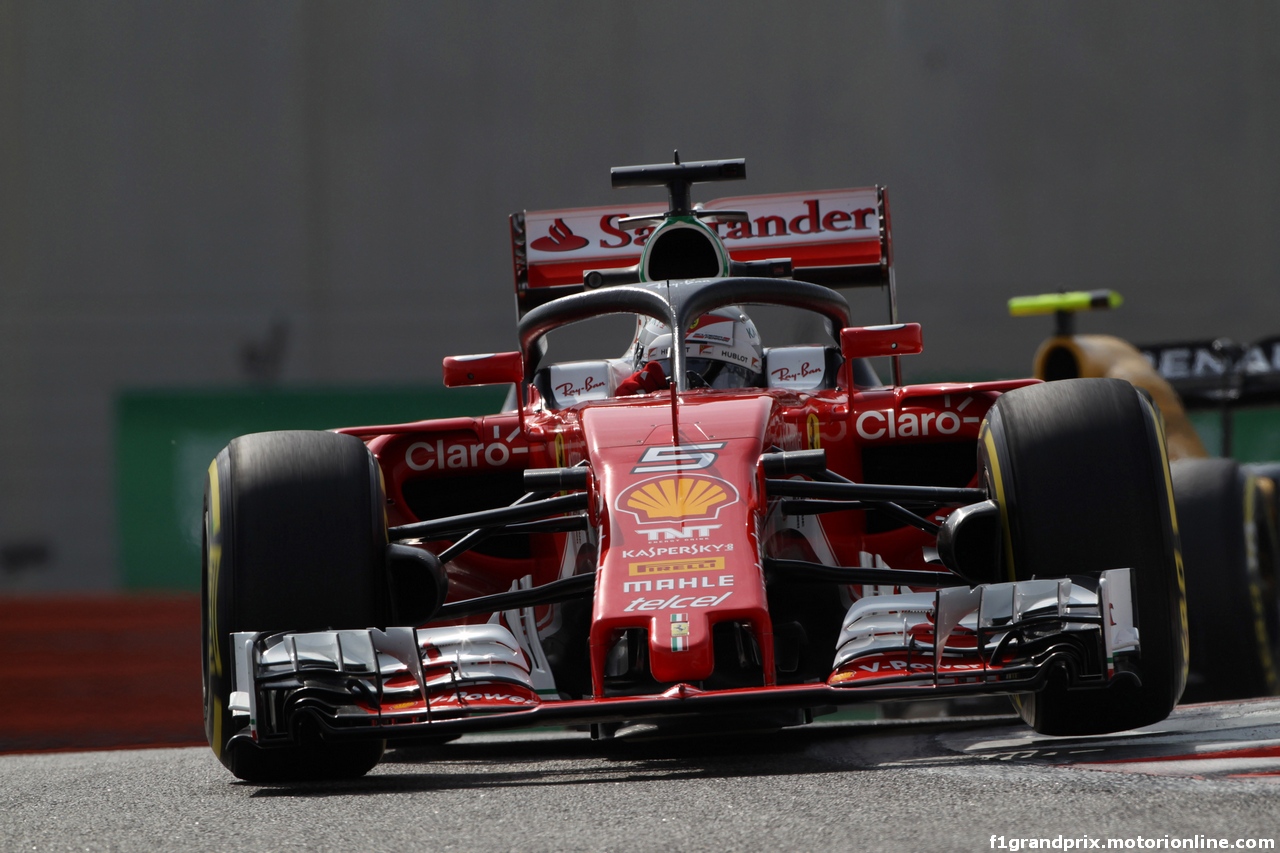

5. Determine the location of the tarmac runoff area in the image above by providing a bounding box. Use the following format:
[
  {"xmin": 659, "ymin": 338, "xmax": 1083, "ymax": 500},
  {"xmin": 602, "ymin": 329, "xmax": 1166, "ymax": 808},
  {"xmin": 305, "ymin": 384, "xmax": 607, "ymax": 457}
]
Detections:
[{"xmin": 2, "ymin": 698, "xmax": 1279, "ymax": 852}]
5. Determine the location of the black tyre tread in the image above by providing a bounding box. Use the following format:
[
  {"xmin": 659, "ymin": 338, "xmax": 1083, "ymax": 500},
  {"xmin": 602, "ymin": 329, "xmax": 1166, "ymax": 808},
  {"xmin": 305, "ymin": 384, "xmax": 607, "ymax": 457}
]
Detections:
[
  {"xmin": 983, "ymin": 378, "xmax": 1187, "ymax": 735},
  {"xmin": 1246, "ymin": 462, "xmax": 1280, "ymax": 485},
  {"xmin": 1245, "ymin": 463, "xmax": 1280, "ymax": 640},
  {"xmin": 203, "ymin": 430, "xmax": 389, "ymax": 782},
  {"xmin": 1176, "ymin": 457, "xmax": 1278, "ymax": 701},
  {"xmin": 225, "ymin": 431, "xmax": 388, "ymax": 630},
  {"xmin": 1250, "ymin": 465, "xmax": 1280, "ymax": 683}
]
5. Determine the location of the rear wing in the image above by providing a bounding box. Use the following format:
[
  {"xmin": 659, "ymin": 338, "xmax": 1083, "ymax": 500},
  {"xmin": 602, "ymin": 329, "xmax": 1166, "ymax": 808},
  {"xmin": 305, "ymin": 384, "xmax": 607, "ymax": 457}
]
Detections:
[
  {"xmin": 511, "ymin": 187, "xmax": 892, "ymax": 317},
  {"xmin": 1138, "ymin": 337, "xmax": 1280, "ymax": 408}
]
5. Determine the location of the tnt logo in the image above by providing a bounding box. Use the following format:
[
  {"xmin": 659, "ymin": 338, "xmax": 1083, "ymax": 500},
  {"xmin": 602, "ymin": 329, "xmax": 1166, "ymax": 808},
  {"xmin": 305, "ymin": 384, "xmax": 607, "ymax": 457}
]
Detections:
[{"xmin": 638, "ymin": 524, "xmax": 721, "ymax": 542}]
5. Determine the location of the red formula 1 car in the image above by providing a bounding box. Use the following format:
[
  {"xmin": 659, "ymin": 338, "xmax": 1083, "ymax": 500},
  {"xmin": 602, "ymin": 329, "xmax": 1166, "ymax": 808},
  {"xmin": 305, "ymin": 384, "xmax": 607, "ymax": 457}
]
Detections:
[{"xmin": 202, "ymin": 157, "xmax": 1188, "ymax": 782}]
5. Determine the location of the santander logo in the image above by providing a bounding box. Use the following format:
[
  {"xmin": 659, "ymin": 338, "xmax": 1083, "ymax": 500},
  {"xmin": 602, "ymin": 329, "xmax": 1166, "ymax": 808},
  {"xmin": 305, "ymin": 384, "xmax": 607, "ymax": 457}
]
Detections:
[
  {"xmin": 598, "ymin": 199, "xmax": 875, "ymax": 249},
  {"xmin": 524, "ymin": 190, "xmax": 882, "ymax": 260},
  {"xmin": 530, "ymin": 218, "xmax": 589, "ymax": 252}
]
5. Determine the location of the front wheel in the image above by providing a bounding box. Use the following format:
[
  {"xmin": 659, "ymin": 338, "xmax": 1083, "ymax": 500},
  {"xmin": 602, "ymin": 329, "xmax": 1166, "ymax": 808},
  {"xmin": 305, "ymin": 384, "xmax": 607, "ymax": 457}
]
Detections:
[
  {"xmin": 202, "ymin": 430, "xmax": 390, "ymax": 782},
  {"xmin": 981, "ymin": 378, "xmax": 1188, "ymax": 735}
]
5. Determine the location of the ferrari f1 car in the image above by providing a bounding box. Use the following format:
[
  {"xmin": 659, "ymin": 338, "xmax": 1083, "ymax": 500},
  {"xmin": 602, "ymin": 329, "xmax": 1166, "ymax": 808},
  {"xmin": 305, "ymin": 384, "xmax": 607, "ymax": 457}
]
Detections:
[{"xmin": 202, "ymin": 157, "xmax": 1188, "ymax": 782}]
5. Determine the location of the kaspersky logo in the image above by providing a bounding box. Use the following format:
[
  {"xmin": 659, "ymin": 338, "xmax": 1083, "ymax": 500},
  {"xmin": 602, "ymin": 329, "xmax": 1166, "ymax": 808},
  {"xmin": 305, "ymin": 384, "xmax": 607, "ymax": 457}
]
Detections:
[
  {"xmin": 615, "ymin": 474, "xmax": 740, "ymax": 525},
  {"xmin": 530, "ymin": 218, "xmax": 589, "ymax": 252}
]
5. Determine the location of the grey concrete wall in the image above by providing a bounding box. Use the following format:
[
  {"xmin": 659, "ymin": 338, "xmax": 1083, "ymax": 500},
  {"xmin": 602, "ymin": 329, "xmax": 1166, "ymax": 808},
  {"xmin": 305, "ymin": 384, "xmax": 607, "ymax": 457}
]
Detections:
[{"xmin": 2, "ymin": 1, "xmax": 1277, "ymax": 590}]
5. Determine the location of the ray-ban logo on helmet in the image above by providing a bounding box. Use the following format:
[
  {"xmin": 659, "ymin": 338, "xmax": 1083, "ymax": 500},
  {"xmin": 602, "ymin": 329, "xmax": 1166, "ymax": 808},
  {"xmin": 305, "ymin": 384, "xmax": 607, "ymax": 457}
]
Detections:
[
  {"xmin": 632, "ymin": 442, "xmax": 725, "ymax": 473},
  {"xmin": 616, "ymin": 474, "xmax": 740, "ymax": 526}
]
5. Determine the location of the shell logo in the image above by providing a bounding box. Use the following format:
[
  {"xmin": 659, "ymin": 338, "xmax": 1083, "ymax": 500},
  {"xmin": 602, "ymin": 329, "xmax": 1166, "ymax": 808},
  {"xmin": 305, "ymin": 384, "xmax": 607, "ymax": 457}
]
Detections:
[{"xmin": 616, "ymin": 474, "xmax": 740, "ymax": 524}]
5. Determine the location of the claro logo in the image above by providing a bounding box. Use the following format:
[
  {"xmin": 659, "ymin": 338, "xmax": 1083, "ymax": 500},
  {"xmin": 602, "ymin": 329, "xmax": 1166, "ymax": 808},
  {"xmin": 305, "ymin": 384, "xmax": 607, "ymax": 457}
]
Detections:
[
  {"xmin": 855, "ymin": 409, "xmax": 970, "ymax": 440},
  {"xmin": 405, "ymin": 425, "xmax": 528, "ymax": 471}
]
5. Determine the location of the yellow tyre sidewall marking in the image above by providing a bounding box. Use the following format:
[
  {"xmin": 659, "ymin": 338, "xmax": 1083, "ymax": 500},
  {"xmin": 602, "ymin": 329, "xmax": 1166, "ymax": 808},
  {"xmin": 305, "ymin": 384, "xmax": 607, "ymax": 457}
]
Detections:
[
  {"xmin": 983, "ymin": 420, "xmax": 1028, "ymax": 719},
  {"xmin": 979, "ymin": 422, "xmax": 1016, "ymax": 582},
  {"xmin": 1144, "ymin": 397, "xmax": 1190, "ymax": 681},
  {"xmin": 206, "ymin": 459, "xmax": 224, "ymax": 755},
  {"xmin": 1242, "ymin": 475, "xmax": 1278, "ymax": 692}
]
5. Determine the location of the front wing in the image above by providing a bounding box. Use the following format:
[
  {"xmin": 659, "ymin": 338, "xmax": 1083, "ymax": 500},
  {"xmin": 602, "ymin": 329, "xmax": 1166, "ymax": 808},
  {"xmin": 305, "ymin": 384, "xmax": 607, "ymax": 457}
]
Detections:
[{"xmin": 227, "ymin": 570, "xmax": 1138, "ymax": 749}]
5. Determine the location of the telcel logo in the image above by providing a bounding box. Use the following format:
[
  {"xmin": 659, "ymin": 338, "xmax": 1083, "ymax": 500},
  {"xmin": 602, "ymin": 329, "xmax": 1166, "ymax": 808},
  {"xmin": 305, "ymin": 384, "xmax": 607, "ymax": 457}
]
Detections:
[{"xmin": 622, "ymin": 592, "xmax": 733, "ymax": 612}]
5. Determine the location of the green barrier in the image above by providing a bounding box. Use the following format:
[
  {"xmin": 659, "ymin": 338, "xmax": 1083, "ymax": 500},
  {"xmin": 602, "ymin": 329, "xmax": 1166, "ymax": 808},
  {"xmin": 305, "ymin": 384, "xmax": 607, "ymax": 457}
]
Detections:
[
  {"xmin": 116, "ymin": 386, "xmax": 504, "ymax": 591},
  {"xmin": 1187, "ymin": 405, "xmax": 1280, "ymax": 463}
]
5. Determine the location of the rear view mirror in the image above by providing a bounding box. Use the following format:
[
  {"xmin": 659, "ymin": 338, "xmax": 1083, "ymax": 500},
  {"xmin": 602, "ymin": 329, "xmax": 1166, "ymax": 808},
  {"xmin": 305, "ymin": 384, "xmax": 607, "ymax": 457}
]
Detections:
[
  {"xmin": 442, "ymin": 352, "xmax": 523, "ymax": 387},
  {"xmin": 840, "ymin": 323, "xmax": 923, "ymax": 360}
]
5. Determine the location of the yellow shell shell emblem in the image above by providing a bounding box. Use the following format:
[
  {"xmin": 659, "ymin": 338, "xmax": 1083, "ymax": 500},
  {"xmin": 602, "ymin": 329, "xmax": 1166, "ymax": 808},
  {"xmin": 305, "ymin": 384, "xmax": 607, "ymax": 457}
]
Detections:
[{"xmin": 626, "ymin": 477, "xmax": 728, "ymax": 520}]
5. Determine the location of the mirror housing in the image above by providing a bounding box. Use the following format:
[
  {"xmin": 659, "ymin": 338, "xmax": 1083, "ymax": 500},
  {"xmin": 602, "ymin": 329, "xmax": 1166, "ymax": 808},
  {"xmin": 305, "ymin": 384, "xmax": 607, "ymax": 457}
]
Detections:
[
  {"xmin": 443, "ymin": 352, "xmax": 523, "ymax": 387},
  {"xmin": 839, "ymin": 323, "xmax": 923, "ymax": 360}
]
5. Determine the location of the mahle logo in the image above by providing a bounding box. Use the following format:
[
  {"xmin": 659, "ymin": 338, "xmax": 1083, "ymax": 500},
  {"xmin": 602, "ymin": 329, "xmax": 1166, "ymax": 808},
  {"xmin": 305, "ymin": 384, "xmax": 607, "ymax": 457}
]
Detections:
[{"xmin": 616, "ymin": 474, "xmax": 740, "ymax": 525}]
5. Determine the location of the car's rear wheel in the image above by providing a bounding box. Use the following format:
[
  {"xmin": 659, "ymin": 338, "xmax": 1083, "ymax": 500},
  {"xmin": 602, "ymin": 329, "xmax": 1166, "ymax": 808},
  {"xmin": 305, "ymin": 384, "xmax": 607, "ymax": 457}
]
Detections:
[
  {"xmin": 202, "ymin": 430, "xmax": 390, "ymax": 782},
  {"xmin": 981, "ymin": 378, "xmax": 1188, "ymax": 735},
  {"xmin": 1249, "ymin": 462, "xmax": 1280, "ymax": 663},
  {"xmin": 1175, "ymin": 457, "xmax": 1279, "ymax": 702}
]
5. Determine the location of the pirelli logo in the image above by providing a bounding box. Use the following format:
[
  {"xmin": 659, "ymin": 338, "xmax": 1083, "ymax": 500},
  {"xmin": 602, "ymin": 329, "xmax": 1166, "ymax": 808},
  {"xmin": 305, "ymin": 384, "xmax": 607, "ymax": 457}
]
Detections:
[{"xmin": 628, "ymin": 557, "xmax": 726, "ymax": 576}]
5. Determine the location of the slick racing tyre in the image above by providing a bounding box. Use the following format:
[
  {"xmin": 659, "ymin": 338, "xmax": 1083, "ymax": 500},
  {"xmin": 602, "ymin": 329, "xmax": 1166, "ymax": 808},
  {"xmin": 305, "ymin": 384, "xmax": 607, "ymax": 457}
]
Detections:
[
  {"xmin": 1249, "ymin": 463, "xmax": 1280, "ymax": 638},
  {"xmin": 202, "ymin": 430, "xmax": 390, "ymax": 782},
  {"xmin": 1174, "ymin": 458, "xmax": 1279, "ymax": 702},
  {"xmin": 981, "ymin": 378, "xmax": 1188, "ymax": 735},
  {"xmin": 1246, "ymin": 461, "xmax": 1280, "ymax": 658}
]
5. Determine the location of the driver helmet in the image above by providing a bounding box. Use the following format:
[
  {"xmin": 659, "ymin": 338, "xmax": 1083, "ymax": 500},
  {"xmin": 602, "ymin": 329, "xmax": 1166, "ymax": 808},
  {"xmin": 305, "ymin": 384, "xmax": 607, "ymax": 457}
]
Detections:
[{"xmin": 627, "ymin": 306, "xmax": 764, "ymax": 389}]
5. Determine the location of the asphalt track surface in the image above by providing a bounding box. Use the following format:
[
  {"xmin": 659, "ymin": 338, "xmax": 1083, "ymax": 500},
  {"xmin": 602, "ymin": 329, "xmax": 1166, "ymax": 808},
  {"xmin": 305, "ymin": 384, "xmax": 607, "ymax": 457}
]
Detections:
[{"xmin": 3, "ymin": 699, "xmax": 1279, "ymax": 853}]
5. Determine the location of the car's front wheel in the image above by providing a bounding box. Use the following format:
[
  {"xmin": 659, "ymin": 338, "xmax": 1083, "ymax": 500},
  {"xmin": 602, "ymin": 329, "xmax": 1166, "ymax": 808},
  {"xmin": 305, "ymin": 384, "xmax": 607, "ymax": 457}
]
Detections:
[
  {"xmin": 202, "ymin": 430, "xmax": 390, "ymax": 782},
  {"xmin": 981, "ymin": 378, "xmax": 1188, "ymax": 735}
]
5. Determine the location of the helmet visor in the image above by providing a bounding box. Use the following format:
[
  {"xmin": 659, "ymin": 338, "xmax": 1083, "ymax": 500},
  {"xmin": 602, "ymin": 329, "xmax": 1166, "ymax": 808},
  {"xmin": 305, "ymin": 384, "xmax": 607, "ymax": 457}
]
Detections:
[{"xmin": 659, "ymin": 357, "xmax": 760, "ymax": 389}]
